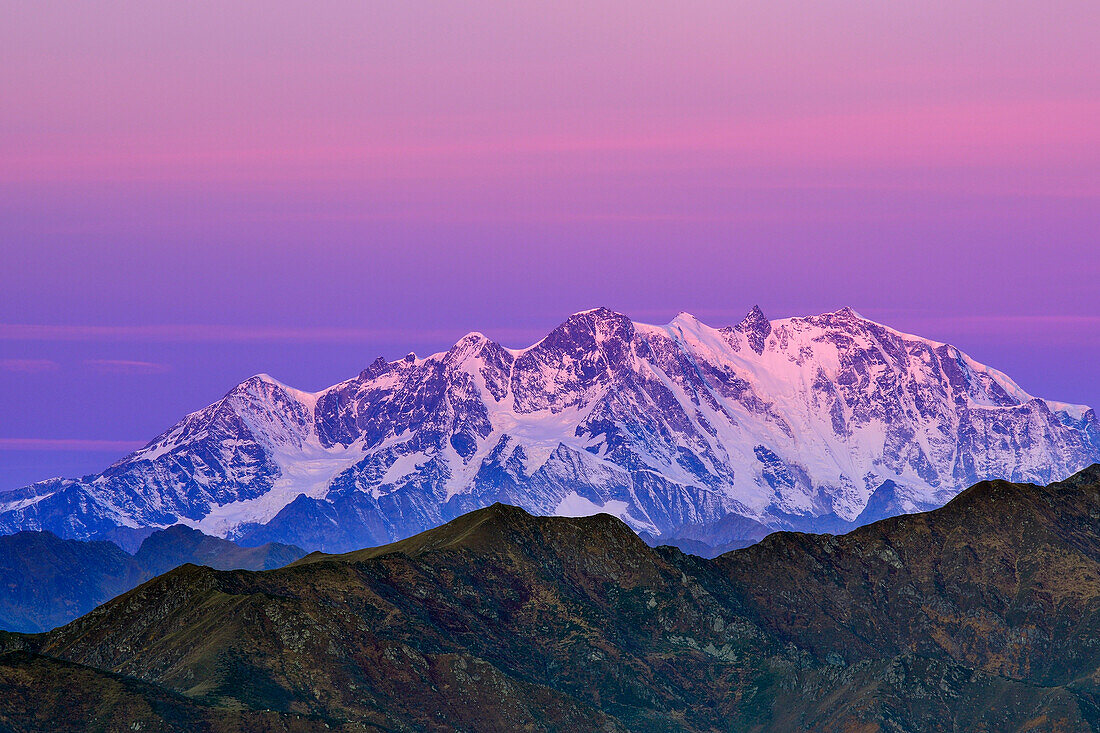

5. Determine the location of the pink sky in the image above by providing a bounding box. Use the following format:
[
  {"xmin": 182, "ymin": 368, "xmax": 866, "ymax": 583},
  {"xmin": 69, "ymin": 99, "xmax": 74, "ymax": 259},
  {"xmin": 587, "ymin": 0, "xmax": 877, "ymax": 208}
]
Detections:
[
  {"xmin": 3, "ymin": 2, "xmax": 1097, "ymax": 189},
  {"xmin": 1, "ymin": 1, "xmax": 1098, "ymax": 488}
]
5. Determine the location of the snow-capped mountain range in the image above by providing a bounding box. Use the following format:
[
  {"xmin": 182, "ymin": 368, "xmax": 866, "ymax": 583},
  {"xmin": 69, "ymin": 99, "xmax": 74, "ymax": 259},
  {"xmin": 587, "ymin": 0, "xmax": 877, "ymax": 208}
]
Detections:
[{"xmin": 3, "ymin": 307, "xmax": 1098, "ymax": 552}]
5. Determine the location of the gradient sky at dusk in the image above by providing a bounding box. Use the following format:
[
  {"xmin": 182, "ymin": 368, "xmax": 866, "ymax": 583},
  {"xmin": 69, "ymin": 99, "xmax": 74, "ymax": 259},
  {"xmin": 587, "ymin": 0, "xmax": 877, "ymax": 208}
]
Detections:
[{"xmin": 2, "ymin": 1, "xmax": 1098, "ymax": 489}]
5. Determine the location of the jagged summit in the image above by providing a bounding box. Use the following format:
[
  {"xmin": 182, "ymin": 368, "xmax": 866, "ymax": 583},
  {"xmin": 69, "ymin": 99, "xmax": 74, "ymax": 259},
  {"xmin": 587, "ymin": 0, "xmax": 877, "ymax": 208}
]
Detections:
[
  {"xmin": 740, "ymin": 304, "xmax": 769, "ymax": 326},
  {"xmin": 729, "ymin": 304, "xmax": 772, "ymax": 353},
  {"xmin": 1, "ymin": 307, "xmax": 1097, "ymax": 553},
  {"xmin": 568, "ymin": 306, "xmax": 621, "ymax": 318},
  {"xmin": 360, "ymin": 356, "xmax": 390, "ymax": 380},
  {"xmin": 550, "ymin": 306, "xmax": 634, "ymax": 339},
  {"xmin": 825, "ymin": 305, "xmax": 863, "ymax": 319}
]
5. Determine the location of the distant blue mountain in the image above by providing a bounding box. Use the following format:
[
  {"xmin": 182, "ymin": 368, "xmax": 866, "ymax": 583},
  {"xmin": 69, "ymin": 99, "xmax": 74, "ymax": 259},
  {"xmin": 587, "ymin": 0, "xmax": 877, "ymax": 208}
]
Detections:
[{"xmin": 0, "ymin": 527, "xmax": 304, "ymax": 632}]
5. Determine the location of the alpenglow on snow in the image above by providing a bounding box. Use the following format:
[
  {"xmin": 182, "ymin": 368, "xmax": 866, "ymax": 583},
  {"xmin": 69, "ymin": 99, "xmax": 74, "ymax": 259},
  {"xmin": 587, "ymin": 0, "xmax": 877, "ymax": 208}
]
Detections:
[{"xmin": 2, "ymin": 307, "xmax": 1097, "ymax": 552}]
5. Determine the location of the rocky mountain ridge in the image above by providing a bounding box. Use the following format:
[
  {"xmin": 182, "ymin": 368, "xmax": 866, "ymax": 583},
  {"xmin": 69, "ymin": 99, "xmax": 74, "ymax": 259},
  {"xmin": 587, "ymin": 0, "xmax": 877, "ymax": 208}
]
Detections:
[{"xmin": 5, "ymin": 465, "xmax": 1100, "ymax": 731}]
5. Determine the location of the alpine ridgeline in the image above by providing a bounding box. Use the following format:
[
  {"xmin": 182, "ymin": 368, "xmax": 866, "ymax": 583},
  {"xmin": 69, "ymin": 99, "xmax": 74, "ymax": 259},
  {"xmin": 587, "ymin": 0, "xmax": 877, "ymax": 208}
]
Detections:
[{"xmin": 2, "ymin": 307, "xmax": 1097, "ymax": 551}]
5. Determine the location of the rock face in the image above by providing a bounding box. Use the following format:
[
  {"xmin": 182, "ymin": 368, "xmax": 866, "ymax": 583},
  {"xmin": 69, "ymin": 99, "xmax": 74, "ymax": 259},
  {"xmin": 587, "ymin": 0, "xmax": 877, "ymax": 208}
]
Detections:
[
  {"xmin": 2, "ymin": 306, "xmax": 1097, "ymax": 552},
  {"xmin": 7, "ymin": 466, "xmax": 1100, "ymax": 731}
]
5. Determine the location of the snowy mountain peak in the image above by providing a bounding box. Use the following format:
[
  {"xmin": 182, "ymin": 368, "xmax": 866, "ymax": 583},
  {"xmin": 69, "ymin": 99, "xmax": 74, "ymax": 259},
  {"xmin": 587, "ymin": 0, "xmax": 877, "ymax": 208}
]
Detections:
[
  {"xmin": 569, "ymin": 306, "xmax": 621, "ymax": 318},
  {"xmin": 445, "ymin": 331, "xmax": 497, "ymax": 364},
  {"xmin": 556, "ymin": 307, "xmax": 635, "ymax": 340},
  {"xmin": 826, "ymin": 306, "xmax": 864, "ymax": 320},
  {"xmin": 2, "ymin": 306, "xmax": 1097, "ymax": 554},
  {"xmin": 670, "ymin": 311, "xmax": 702, "ymax": 325}
]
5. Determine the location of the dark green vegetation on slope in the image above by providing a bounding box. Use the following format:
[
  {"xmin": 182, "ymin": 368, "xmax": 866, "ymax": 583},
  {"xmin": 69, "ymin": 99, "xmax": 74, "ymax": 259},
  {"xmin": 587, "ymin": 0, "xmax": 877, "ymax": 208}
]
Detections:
[
  {"xmin": 4, "ymin": 466, "xmax": 1100, "ymax": 732},
  {"xmin": 0, "ymin": 525, "xmax": 305, "ymax": 632}
]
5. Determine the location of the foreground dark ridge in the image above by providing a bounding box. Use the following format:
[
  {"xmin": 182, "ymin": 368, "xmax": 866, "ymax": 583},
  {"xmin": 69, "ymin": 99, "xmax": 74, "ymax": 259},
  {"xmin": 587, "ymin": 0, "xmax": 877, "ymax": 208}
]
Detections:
[{"xmin": 3, "ymin": 465, "xmax": 1100, "ymax": 732}]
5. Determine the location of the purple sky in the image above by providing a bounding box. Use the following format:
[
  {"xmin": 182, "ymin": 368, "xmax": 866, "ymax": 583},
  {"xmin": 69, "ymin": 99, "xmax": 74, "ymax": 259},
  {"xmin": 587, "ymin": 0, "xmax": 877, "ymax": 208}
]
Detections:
[{"xmin": 2, "ymin": 2, "xmax": 1098, "ymax": 490}]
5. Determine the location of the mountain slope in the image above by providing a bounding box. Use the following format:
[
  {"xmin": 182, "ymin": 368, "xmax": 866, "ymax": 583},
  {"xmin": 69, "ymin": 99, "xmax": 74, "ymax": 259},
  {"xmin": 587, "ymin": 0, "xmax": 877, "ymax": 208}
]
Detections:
[
  {"xmin": 7, "ymin": 466, "xmax": 1100, "ymax": 731},
  {"xmin": 0, "ymin": 533, "xmax": 138, "ymax": 634},
  {"xmin": 0, "ymin": 528, "xmax": 305, "ymax": 633},
  {"xmin": 2, "ymin": 306, "xmax": 1096, "ymax": 552},
  {"xmin": 0, "ymin": 650, "xmax": 330, "ymax": 733},
  {"xmin": 719, "ymin": 464, "xmax": 1100, "ymax": 683},
  {"xmin": 133, "ymin": 525, "xmax": 305, "ymax": 578}
]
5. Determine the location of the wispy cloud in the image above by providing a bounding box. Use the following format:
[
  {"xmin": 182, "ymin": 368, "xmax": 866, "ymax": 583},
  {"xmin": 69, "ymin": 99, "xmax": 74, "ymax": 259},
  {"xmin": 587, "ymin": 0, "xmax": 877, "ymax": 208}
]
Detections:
[
  {"xmin": 0, "ymin": 323, "xmax": 387, "ymax": 343},
  {"xmin": 85, "ymin": 359, "xmax": 172, "ymax": 375},
  {"xmin": 0, "ymin": 358, "xmax": 60, "ymax": 373},
  {"xmin": 895, "ymin": 314, "xmax": 1100, "ymax": 333},
  {"xmin": 0, "ymin": 323, "xmax": 549, "ymax": 348},
  {"xmin": 0, "ymin": 438, "xmax": 145, "ymax": 452}
]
